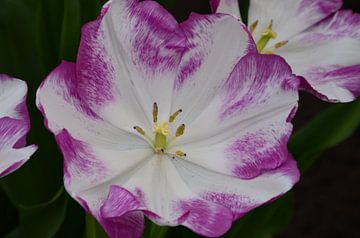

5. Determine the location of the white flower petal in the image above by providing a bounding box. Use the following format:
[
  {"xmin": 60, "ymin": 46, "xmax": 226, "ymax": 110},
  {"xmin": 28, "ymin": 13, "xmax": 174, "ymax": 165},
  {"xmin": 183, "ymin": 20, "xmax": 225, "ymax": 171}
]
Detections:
[{"xmin": 248, "ymin": 0, "xmax": 341, "ymax": 42}]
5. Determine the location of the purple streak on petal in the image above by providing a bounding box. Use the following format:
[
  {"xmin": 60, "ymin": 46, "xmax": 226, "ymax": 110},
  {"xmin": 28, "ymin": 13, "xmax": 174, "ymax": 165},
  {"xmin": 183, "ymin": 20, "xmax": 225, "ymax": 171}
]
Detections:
[
  {"xmin": 221, "ymin": 54, "xmax": 297, "ymax": 119},
  {"xmin": 176, "ymin": 13, "xmax": 256, "ymax": 89},
  {"xmin": 201, "ymin": 158, "xmax": 299, "ymax": 219},
  {"xmin": 227, "ymin": 126, "xmax": 293, "ymax": 179},
  {"xmin": 101, "ymin": 185, "xmax": 141, "ymax": 219},
  {"xmin": 176, "ymin": 199, "xmax": 233, "ymax": 237},
  {"xmin": 101, "ymin": 211, "xmax": 144, "ymax": 238},
  {"xmin": 297, "ymin": 0, "xmax": 341, "ymax": 17},
  {"xmin": 76, "ymin": 17, "xmax": 115, "ymax": 108},
  {"xmin": 55, "ymin": 129, "xmax": 107, "ymax": 185},
  {"xmin": 302, "ymin": 10, "xmax": 360, "ymax": 41},
  {"xmin": 0, "ymin": 160, "xmax": 24, "ymax": 177},
  {"xmin": 303, "ymin": 64, "xmax": 360, "ymax": 102},
  {"xmin": 39, "ymin": 61, "xmax": 100, "ymax": 119},
  {"xmin": 202, "ymin": 192, "xmax": 257, "ymax": 220},
  {"xmin": 128, "ymin": 0, "xmax": 186, "ymax": 73},
  {"xmin": 100, "ymin": 185, "xmax": 144, "ymax": 238},
  {"xmin": 0, "ymin": 117, "xmax": 28, "ymax": 150}
]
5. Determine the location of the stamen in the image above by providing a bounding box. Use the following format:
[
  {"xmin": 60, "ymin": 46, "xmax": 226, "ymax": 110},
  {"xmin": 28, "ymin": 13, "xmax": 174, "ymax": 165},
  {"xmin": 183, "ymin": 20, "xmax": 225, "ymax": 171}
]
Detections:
[
  {"xmin": 249, "ymin": 20, "xmax": 259, "ymax": 33},
  {"xmin": 152, "ymin": 102, "xmax": 158, "ymax": 123},
  {"xmin": 169, "ymin": 109, "xmax": 182, "ymax": 123},
  {"xmin": 133, "ymin": 126, "xmax": 146, "ymax": 136},
  {"xmin": 176, "ymin": 124, "xmax": 185, "ymax": 137},
  {"xmin": 175, "ymin": 150, "xmax": 187, "ymax": 157},
  {"xmin": 274, "ymin": 40, "xmax": 289, "ymax": 49}
]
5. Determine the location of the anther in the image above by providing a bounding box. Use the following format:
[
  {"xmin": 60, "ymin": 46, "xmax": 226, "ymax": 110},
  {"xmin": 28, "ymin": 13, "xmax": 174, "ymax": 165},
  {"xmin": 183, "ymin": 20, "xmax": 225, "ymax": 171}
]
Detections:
[
  {"xmin": 175, "ymin": 151, "xmax": 187, "ymax": 157},
  {"xmin": 249, "ymin": 20, "xmax": 259, "ymax": 33},
  {"xmin": 176, "ymin": 124, "xmax": 185, "ymax": 137},
  {"xmin": 153, "ymin": 102, "xmax": 158, "ymax": 123},
  {"xmin": 169, "ymin": 109, "xmax": 182, "ymax": 123},
  {"xmin": 274, "ymin": 40, "xmax": 288, "ymax": 49},
  {"xmin": 133, "ymin": 126, "xmax": 146, "ymax": 136}
]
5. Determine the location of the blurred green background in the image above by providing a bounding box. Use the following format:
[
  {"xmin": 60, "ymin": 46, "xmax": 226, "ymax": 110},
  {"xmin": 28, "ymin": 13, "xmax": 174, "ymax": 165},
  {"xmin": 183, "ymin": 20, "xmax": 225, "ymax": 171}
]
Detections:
[{"xmin": 0, "ymin": 0, "xmax": 359, "ymax": 237}]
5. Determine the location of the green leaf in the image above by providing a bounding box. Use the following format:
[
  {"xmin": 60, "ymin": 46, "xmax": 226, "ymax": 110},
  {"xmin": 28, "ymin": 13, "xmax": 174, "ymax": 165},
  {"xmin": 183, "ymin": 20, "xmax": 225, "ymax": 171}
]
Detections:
[
  {"xmin": 239, "ymin": 0, "xmax": 250, "ymax": 24},
  {"xmin": 5, "ymin": 187, "xmax": 68, "ymax": 238},
  {"xmin": 143, "ymin": 219, "xmax": 169, "ymax": 238},
  {"xmin": 58, "ymin": 0, "xmax": 82, "ymax": 61},
  {"xmin": 289, "ymin": 99, "xmax": 360, "ymax": 173},
  {"xmin": 85, "ymin": 214, "xmax": 108, "ymax": 238}
]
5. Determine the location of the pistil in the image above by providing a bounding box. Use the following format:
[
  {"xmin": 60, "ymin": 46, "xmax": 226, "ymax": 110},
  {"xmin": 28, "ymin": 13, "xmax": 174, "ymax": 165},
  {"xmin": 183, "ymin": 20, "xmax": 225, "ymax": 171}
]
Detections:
[{"xmin": 256, "ymin": 20, "xmax": 277, "ymax": 53}]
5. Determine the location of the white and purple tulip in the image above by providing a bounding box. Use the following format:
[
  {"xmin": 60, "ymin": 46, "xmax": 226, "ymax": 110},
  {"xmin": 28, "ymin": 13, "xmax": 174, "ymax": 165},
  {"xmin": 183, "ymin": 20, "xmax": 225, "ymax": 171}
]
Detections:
[
  {"xmin": 37, "ymin": 0, "xmax": 300, "ymax": 237},
  {"xmin": 214, "ymin": 0, "xmax": 360, "ymax": 103},
  {"xmin": 0, "ymin": 74, "xmax": 37, "ymax": 178}
]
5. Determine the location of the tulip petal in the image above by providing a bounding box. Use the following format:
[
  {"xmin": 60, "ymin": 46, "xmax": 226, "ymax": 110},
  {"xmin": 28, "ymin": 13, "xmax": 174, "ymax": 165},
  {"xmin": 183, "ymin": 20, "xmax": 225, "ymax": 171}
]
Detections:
[
  {"xmin": 210, "ymin": 0, "xmax": 241, "ymax": 19},
  {"xmin": 0, "ymin": 118, "xmax": 37, "ymax": 177},
  {"xmin": 0, "ymin": 75, "xmax": 36, "ymax": 177},
  {"xmin": 171, "ymin": 54, "xmax": 298, "ymax": 179},
  {"xmin": 172, "ymin": 13, "xmax": 256, "ymax": 125},
  {"xmin": 172, "ymin": 157, "xmax": 299, "ymax": 219},
  {"xmin": 77, "ymin": 0, "xmax": 186, "ymax": 127},
  {"xmin": 248, "ymin": 0, "xmax": 342, "ymax": 42},
  {"xmin": 277, "ymin": 10, "xmax": 360, "ymax": 102}
]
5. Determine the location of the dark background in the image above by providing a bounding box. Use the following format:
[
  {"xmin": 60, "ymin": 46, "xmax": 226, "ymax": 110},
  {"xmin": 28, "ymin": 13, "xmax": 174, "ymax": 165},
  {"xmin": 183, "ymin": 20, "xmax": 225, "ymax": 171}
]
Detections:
[{"xmin": 170, "ymin": 0, "xmax": 360, "ymax": 237}]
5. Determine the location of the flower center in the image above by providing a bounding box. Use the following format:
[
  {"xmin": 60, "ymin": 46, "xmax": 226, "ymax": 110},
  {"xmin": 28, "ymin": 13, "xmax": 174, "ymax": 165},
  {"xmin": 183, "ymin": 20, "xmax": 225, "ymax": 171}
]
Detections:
[
  {"xmin": 250, "ymin": 20, "xmax": 288, "ymax": 54},
  {"xmin": 133, "ymin": 103, "xmax": 187, "ymax": 159}
]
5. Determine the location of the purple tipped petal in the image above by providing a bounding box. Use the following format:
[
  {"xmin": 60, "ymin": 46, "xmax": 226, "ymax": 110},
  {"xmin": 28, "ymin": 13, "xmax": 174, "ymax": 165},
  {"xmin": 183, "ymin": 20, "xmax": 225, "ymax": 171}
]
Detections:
[
  {"xmin": 0, "ymin": 75, "xmax": 36, "ymax": 177},
  {"xmin": 77, "ymin": 0, "xmax": 186, "ymax": 125},
  {"xmin": 176, "ymin": 199, "xmax": 233, "ymax": 237},
  {"xmin": 277, "ymin": 10, "xmax": 360, "ymax": 102},
  {"xmin": 100, "ymin": 186, "xmax": 144, "ymax": 238},
  {"xmin": 172, "ymin": 13, "xmax": 256, "ymax": 125},
  {"xmin": 248, "ymin": 0, "xmax": 342, "ymax": 42}
]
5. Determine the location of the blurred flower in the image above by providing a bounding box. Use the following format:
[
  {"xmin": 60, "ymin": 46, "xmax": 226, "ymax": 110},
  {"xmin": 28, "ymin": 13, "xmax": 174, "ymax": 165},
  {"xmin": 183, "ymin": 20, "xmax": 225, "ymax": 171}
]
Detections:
[
  {"xmin": 0, "ymin": 74, "xmax": 37, "ymax": 177},
  {"xmin": 214, "ymin": 0, "xmax": 360, "ymax": 102},
  {"xmin": 37, "ymin": 0, "xmax": 300, "ymax": 237}
]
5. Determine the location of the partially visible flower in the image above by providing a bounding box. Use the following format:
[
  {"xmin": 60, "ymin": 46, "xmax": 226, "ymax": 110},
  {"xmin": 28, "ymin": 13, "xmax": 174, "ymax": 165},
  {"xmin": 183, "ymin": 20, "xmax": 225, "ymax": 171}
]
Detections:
[
  {"xmin": 214, "ymin": 0, "xmax": 360, "ymax": 102},
  {"xmin": 37, "ymin": 0, "xmax": 300, "ymax": 237},
  {"xmin": 0, "ymin": 74, "xmax": 37, "ymax": 177}
]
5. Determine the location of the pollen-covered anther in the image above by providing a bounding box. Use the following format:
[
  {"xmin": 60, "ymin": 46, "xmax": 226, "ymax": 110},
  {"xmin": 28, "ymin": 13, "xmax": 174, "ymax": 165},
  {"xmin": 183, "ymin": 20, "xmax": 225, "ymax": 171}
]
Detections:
[
  {"xmin": 249, "ymin": 20, "xmax": 259, "ymax": 33},
  {"xmin": 169, "ymin": 109, "xmax": 182, "ymax": 123},
  {"xmin": 175, "ymin": 124, "xmax": 185, "ymax": 137},
  {"xmin": 274, "ymin": 40, "xmax": 289, "ymax": 49},
  {"xmin": 133, "ymin": 126, "xmax": 146, "ymax": 136},
  {"xmin": 175, "ymin": 150, "xmax": 186, "ymax": 157},
  {"xmin": 152, "ymin": 102, "xmax": 158, "ymax": 123}
]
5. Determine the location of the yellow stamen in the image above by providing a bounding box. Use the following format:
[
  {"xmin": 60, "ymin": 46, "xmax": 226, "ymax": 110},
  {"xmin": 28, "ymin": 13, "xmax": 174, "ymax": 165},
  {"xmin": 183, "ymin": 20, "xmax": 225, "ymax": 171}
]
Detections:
[
  {"xmin": 175, "ymin": 150, "xmax": 187, "ymax": 157},
  {"xmin": 176, "ymin": 124, "xmax": 185, "ymax": 137},
  {"xmin": 133, "ymin": 126, "xmax": 146, "ymax": 136},
  {"xmin": 274, "ymin": 40, "xmax": 289, "ymax": 49},
  {"xmin": 249, "ymin": 20, "xmax": 259, "ymax": 33},
  {"xmin": 169, "ymin": 109, "xmax": 182, "ymax": 123},
  {"xmin": 152, "ymin": 102, "xmax": 158, "ymax": 123}
]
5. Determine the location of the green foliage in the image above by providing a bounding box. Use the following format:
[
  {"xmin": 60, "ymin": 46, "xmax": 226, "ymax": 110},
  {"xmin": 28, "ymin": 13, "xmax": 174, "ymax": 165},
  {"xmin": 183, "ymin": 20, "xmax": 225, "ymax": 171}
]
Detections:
[
  {"xmin": 5, "ymin": 188, "xmax": 67, "ymax": 238},
  {"xmin": 290, "ymin": 99, "xmax": 360, "ymax": 173}
]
